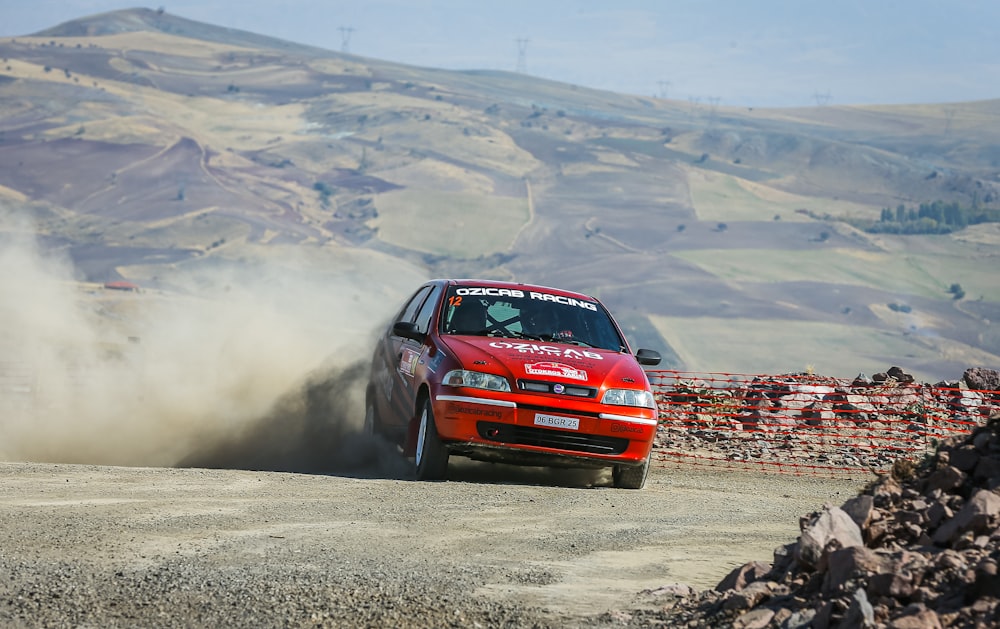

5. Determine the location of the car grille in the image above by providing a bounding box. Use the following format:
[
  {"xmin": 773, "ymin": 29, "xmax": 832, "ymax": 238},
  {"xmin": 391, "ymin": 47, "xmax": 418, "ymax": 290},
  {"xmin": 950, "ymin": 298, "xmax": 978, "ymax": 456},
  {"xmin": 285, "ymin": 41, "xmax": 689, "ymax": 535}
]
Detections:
[
  {"xmin": 517, "ymin": 379, "xmax": 597, "ymax": 398},
  {"xmin": 476, "ymin": 421, "xmax": 628, "ymax": 455}
]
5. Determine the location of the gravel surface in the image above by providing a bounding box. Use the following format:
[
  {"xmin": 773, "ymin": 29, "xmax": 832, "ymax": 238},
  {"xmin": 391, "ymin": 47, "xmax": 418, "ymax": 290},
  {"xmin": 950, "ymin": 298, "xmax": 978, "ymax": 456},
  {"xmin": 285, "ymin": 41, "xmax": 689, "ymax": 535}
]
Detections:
[{"xmin": 0, "ymin": 455, "xmax": 869, "ymax": 628}]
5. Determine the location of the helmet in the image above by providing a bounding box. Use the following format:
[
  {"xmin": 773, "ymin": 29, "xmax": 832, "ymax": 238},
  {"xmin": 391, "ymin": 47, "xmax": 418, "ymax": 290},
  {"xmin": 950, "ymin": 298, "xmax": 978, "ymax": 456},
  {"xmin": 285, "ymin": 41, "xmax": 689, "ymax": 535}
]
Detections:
[{"xmin": 448, "ymin": 298, "xmax": 487, "ymax": 334}]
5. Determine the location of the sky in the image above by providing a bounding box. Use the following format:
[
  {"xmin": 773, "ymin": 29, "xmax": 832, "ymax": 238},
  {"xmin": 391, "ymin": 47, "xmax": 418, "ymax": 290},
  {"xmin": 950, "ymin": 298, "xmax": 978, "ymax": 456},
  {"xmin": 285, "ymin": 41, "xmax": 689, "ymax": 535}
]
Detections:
[{"xmin": 2, "ymin": 0, "xmax": 999, "ymax": 108}]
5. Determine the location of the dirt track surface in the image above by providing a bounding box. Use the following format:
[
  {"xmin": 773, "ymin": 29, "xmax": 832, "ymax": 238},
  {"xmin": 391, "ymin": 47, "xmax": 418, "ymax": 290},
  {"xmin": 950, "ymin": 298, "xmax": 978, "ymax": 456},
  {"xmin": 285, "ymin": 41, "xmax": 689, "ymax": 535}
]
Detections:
[{"xmin": 0, "ymin": 459, "xmax": 868, "ymax": 628}]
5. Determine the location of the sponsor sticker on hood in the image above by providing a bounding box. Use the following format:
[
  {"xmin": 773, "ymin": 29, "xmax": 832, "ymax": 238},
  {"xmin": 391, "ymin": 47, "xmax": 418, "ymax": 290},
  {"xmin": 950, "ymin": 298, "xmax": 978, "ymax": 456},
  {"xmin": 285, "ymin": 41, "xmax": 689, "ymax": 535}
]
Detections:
[
  {"xmin": 488, "ymin": 341, "xmax": 603, "ymax": 361},
  {"xmin": 524, "ymin": 362, "xmax": 587, "ymax": 381}
]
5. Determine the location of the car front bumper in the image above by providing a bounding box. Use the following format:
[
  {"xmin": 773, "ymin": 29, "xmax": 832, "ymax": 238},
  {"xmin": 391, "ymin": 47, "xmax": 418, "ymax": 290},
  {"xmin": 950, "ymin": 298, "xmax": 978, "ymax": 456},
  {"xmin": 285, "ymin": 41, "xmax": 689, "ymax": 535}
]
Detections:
[{"xmin": 433, "ymin": 392, "xmax": 656, "ymax": 465}]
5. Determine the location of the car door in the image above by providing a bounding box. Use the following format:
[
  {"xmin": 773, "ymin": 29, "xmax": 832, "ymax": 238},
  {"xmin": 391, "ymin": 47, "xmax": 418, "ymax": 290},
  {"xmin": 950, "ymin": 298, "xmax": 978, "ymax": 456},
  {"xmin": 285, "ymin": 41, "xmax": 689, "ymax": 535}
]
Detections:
[{"xmin": 380, "ymin": 284, "xmax": 442, "ymax": 437}]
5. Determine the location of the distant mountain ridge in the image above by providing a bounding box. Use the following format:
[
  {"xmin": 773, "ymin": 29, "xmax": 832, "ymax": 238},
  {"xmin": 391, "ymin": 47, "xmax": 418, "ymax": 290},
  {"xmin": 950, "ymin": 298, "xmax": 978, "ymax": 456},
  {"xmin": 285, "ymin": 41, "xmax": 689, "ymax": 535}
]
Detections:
[
  {"xmin": 1, "ymin": 8, "xmax": 998, "ymax": 380},
  {"xmin": 34, "ymin": 6, "xmax": 329, "ymax": 54}
]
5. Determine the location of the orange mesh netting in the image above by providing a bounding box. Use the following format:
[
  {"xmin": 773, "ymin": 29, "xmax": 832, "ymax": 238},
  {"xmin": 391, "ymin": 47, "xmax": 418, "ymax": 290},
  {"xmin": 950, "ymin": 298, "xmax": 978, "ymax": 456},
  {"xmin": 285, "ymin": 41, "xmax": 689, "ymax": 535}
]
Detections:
[{"xmin": 647, "ymin": 370, "xmax": 996, "ymax": 478}]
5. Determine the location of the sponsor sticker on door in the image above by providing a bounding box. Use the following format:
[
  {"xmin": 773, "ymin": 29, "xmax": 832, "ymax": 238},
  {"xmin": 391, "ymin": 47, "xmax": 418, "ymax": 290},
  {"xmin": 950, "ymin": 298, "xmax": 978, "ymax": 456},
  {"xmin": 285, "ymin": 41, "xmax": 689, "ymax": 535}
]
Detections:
[
  {"xmin": 534, "ymin": 413, "xmax": 580, "ymax": 430},
  {"xmin": 398, "ymin": 347, "xmax": 420, "ymax": 377}
]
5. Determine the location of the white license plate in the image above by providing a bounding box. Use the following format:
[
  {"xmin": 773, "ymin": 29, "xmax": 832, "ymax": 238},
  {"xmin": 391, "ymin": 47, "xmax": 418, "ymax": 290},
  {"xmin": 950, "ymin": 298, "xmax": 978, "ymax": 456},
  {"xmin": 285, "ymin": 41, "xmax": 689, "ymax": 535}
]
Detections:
[{"xmin": 533, "ymin": 413, "xmax": 580, "ymax": 430}]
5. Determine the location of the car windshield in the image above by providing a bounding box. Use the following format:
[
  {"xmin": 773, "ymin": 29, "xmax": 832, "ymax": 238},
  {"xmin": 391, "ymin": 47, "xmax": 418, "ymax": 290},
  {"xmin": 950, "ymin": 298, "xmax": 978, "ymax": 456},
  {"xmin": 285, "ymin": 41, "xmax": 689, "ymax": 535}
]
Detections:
[{"xmin": 441, "ymin": 286, "xmax": 627, "ymax": 352}]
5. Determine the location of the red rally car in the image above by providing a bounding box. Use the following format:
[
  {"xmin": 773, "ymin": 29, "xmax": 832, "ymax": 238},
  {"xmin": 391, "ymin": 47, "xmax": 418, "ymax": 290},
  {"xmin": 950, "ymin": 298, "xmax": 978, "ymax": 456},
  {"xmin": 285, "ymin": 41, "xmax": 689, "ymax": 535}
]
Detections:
[{"xmin": 364, "ymin": 279, "xmax": 662, "ymax": 488}]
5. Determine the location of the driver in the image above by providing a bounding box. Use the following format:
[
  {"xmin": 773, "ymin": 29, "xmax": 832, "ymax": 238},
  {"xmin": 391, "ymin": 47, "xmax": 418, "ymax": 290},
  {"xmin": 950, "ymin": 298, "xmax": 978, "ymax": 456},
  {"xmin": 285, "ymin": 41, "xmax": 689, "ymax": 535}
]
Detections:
[{"xmin": 520, "ymin": 300, "xmax": 562, "ymax": 337}]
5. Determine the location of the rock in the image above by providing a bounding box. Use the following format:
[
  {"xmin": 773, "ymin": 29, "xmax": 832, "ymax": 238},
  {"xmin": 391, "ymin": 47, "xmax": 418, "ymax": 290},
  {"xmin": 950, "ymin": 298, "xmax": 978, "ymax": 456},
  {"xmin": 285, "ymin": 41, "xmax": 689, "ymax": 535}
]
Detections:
[
  {"xmin": 731, "ymin": 607, "xmax": 774, "ymax": 629},
  {"xmin": 949, "ymin": 445, "xmax": 980, "ymax": 471},
  {"xmin": 887, "ymin": 605, "xmax": 943, "ymax": 629},
  {"xmin": 839, "ymin": 587, "xmax": 875, "ymax": 628},
  {"xmin": 932, "ymin": 488, "xmax": 1000, "ymax": 545},
  {"xmin": 925, "ymin": 500, "xmax": 950, "ymax": 529},
  {"xmin": 872, "ymin": 476, "xmax": 903, "ymax": 508},
  {"xmin": 796, "ymin": 506, "xmax": 864, "ymax": 569},
  {"xmin": 973, "ymin": 429, "xmax": 993, "ymax": 452},
  {"xmin": 924, "ymin": 465, "xmax": 965, "ymax": 494},
  {"xmin": 822, "ymin": 546, "xmax": 886, "ymax": 594},
  {"xmin": 784, "ymin": 608, "xmax": 817, "ymax": 628},
  {"xmin": 868, "ymin": 551, "xmax": 927, "ymax": 598},
  {"xmin": 971, "ymin": 558, "xmax": 1000, "ymax": 599},
  {"xmin": 974, "ymin": 454, "xmax": 1000, "ymax": 483},
  {"xmin": 645, "ymin": 583, "xmax": 696, "ymax": 597},
  {"xmin": 842, "ymin": 494, "xmax": 875, "ymax": 529},
  {"xmin": 887, "ymin": 366, "xmax": 915, "ymax": 384},
  {"xmin": 722, "ymin": 580, "xmax": 772, "ymax": 610},
  {"xmin": 716, "ymin": 560, "xmax": 771, "ymax": 592},
  {"xmin": 963, "ymin": 367, "xmax": 1000, "ymax": 392}
]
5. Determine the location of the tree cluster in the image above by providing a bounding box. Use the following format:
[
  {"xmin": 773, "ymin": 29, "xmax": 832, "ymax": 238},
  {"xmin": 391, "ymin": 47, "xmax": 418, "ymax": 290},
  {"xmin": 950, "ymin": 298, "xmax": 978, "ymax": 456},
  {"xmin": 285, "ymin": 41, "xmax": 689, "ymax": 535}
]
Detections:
[{"xmin": 867, "ymin": 201, "xmax": 1000, "ymax": 234}]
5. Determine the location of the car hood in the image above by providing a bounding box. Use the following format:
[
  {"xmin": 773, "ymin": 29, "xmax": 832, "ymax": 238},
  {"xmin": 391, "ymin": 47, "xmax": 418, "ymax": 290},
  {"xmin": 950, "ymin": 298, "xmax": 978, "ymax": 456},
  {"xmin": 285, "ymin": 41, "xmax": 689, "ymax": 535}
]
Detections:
[{"xmin": 439, "ymin": 336, "xmax": 649, "ymax": 390}]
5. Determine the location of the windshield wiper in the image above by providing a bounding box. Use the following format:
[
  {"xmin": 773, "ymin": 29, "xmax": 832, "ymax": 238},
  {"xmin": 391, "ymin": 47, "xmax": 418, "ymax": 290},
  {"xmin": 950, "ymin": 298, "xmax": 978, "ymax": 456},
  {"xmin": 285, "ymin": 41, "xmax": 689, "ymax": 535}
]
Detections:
[
  {"xmin": 478, "ymin": 329, "xmax": 592, "ymax": 344},
  {"xmin": 518, "ymin": 331, "xmax": 598, "ymax": 346},
  {"xmin": 448, "ymin": 328, "xmax": 489, "ymax": 336},
  {"xmin": 478, "ymin": 328, "xmax": 522, "ymax": 339},
  {"xmin": 496, "ymin": 329, "xmax": 545, "ymax": 341},
  {"xmin": 559, "ymin": 338, "xmax": 598, "ymax": 348}
]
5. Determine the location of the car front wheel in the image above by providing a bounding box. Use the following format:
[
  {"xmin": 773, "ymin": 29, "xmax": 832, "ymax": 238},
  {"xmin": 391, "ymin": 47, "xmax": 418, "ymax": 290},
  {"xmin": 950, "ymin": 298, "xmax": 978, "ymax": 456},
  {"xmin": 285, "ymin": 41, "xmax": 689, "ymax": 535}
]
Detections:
[
  {"xmin": 363, "ymin": 401, "xmax": 378, "ymax": 436},
  {"xmin": 414, "ymin": 400, "xmax": 449, "ymax": 481},
  {"xmin": 612, "ymin": 449, "xmax": 652, "ymax": 489}
]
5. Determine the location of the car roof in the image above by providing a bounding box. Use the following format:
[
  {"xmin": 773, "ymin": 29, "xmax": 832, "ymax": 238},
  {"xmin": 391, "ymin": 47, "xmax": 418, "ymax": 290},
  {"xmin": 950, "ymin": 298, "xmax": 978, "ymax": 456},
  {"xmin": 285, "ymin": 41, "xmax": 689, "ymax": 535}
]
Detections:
[{"xmin": 437, "ymin": 279, "xmax": 599, "ymax": 303}]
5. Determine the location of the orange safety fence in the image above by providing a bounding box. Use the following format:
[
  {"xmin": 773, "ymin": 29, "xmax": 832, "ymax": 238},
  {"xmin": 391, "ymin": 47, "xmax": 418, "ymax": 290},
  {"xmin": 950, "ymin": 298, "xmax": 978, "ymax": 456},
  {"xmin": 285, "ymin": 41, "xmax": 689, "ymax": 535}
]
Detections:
[{"xmin": 646, "ymin": 370, "xmax": 999, "ymax": 479}]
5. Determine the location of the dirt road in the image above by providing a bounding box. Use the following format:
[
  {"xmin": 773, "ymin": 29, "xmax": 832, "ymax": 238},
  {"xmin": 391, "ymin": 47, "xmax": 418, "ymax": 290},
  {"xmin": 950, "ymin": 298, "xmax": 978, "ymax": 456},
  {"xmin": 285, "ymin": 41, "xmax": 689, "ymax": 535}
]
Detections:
[{"xmin": 0, "ymin": 454, "xmax": 869, "ymax": 628}]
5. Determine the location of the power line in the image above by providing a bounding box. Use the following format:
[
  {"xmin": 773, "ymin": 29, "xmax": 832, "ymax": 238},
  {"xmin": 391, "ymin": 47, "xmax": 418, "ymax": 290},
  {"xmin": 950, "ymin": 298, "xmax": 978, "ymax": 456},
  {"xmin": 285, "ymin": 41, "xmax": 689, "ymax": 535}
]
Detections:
[
  {"xmin": 943, "ymin": 107, "xmax": 956, "ymax": 135},
  {"xmin": 688, "ymin": 96, "xmax": 702, "ymax": 119},
  {"xmin": 706, "ymin": 96, "xmax": 721, "ymax": 127},
  {"xmin": 813, "ymin": 91, "xmax": 832, "ymax": 106},
  {"xmin": 339, "ymin": 26, "xmax": 355, "ymax": 53},
  {"xmin": 515, "ymin": 37, "xmax": 529, "ymax": 73}
]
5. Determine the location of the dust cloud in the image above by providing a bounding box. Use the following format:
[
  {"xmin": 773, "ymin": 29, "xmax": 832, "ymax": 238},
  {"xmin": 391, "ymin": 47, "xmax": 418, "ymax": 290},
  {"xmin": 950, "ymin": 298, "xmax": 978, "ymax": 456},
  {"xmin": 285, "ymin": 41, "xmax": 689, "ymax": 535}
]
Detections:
[{"xmin": 0, "ymin": 212, "xmax": 414, "ymax": 476}]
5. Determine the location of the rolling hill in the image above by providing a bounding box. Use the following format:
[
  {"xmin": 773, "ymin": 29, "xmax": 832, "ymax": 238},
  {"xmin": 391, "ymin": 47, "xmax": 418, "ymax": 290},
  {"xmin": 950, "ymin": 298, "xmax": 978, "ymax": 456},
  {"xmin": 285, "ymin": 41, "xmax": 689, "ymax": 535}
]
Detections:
[{"xmin": 1, "ymin": 7, "xmax": 998, "ymax": 381}]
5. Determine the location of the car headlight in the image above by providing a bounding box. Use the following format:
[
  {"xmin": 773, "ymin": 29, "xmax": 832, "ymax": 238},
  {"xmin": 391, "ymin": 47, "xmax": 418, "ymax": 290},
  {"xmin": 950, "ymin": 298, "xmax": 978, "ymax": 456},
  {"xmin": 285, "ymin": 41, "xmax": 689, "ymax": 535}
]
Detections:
[
  {"xmin": 443, "ymin": 369, "xmax": 510, "ymax": 392},
  {"xmin": 602, "ymin": 388, "xmax": 656, "ymax": 408}
]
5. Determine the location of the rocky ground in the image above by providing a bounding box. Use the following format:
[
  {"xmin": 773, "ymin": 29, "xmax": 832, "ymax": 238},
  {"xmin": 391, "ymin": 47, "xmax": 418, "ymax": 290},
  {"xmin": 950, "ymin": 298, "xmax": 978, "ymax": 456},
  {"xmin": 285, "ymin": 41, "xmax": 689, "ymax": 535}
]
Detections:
[
  {"xmin": 2, "ymin": 366, "xmax": 997, "ymax": 628},
  {"xmin": 0, "ymin": 455, "xmax": 868, "ymax": 628},
  {"xmin": 630, "ymin": 412, "xmax": 1000, "ymax": 628}
]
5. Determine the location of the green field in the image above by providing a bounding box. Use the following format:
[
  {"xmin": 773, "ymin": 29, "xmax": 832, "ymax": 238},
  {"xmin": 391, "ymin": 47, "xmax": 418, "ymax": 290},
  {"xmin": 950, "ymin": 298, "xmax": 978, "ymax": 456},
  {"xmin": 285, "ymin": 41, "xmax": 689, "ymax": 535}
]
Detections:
[
  {"xmin": 372, "ymin": 190, "xmax": 529, "ymax": 258},
  {"xmin": 688, "ymin": 170, "xmax": 877, "ymax": 222},
  {"xmin": 672, "ymin": 247, "xmax": 1000, "ymax": 302},
  {"xmin": 647, "ymin": 315, "xmax": 991, "ymax": 381}
]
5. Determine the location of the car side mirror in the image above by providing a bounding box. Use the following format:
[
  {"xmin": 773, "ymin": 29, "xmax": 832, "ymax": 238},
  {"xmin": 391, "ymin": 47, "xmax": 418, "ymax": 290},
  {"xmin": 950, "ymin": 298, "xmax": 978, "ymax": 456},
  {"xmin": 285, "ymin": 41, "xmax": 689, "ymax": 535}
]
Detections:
[
  {"xmin": 635, "ymin": 348, "xmax": 661, "ymax": 366},
  {"xmin": 392, "ymin": 321, "xmax": 424, "ymax": 341}
]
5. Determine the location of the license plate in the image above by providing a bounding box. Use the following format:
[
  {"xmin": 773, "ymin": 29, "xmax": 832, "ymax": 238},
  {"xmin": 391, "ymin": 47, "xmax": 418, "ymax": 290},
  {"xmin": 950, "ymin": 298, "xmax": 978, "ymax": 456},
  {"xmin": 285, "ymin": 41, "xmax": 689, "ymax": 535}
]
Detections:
[{"xmin": 534, "ymin": 413, "xmax": 580, "ymax": 430}]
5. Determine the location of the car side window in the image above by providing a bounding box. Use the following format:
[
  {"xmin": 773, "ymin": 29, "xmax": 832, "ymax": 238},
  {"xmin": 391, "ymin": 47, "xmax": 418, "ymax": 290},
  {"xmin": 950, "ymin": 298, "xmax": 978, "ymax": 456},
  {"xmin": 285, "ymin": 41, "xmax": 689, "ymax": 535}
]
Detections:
[
  {"xmin": 412, "ymin": 285, "xmax": 443, "ymax": 334},
  {"xmin": 397, "ymin": 286, "xmax": 432, "ymax": 325}
]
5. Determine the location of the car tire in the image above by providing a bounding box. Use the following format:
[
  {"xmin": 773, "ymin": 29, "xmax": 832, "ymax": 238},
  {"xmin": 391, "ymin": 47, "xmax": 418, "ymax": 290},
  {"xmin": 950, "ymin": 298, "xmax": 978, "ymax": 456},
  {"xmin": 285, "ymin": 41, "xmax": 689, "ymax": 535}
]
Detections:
[
  {"xmin": 415, "ymin": 400, "xmax": 449, "ymax": 481},
  {"xmin": 363, "ymin": 401, "xmax": 378, "ymax": 436},
  {"xmin": 612, "ymin": 450, "xmax": 651, "ymax": 489}
]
